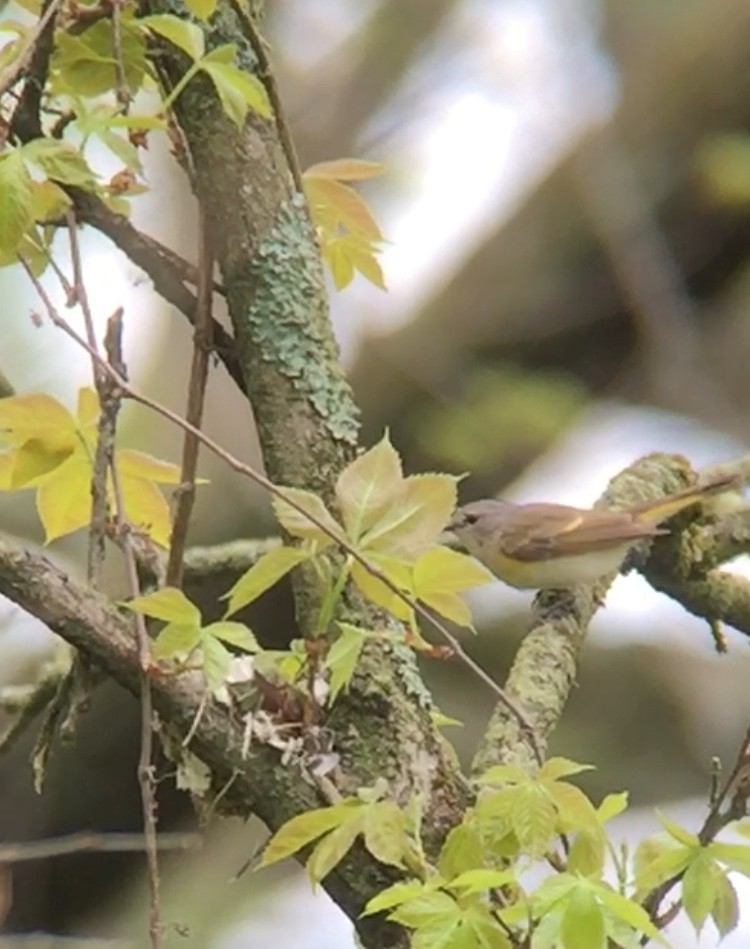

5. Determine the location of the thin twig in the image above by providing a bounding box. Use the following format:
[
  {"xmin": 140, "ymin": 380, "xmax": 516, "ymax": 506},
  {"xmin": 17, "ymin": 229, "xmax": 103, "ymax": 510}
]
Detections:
[
  {"xmin": 66, "ymin": 209, "xmax": 109, "ymax": 585},
  {"xmin": 21, "ymin": 267, "xmax": 542, "ymax": 764},
  {"xmin": 0, "ymin": 830, "xmax": 201, "ymax": 863},
  {"xmin": 110, "ymin": 0, "xmax": 131, "ymax": 111},
  {"xmin": 228, "ymin": 0, "xmax": 304, "ymax": 194},
  {"xmin": 166, "ymin": 207, "xmax": 214, "ymax": 587},
  {"xmin": 104, "ymin": 319, "xmax": 162, "ymax": 949},
  {"xmin": 640, "ymin": 721, "xmax": 750, "ymax": 938}
]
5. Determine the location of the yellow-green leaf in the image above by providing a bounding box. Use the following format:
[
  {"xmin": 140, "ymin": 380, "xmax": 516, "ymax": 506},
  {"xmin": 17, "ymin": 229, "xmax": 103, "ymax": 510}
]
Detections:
[
  {"xmin": 0, "ymin": 150, "xmax": 34, "ymax": 254},
  {"xmin": 304, "ymin": 158, "xmax": 383, "ymax": 182},
  {"xmin": 633, "ymin": 836, "xmax": 691, "ymax": 891},
  {"xmin": 708, "ymin": 840, "xmax": 750, "ymax": 875},
  {"xmin": 512, "ymin": 784, "xmax": 556, "ymax": 857},
  {"xmin": 36, "ymin": 452, "xmax": 93, "ymax": 542},
  {"xmin": 224, "ymin": 546, "xmax": 310, "ymax": 616},
  {"xmin": 439, "ymin": 821, "xmax": 484, "ymax": 881},
  {"xmin": 596, "ymin": 791, "xmax": 628, "ymax": 824},
  {"xmin": 363, "ymin": 880, "xmax": 428, "ymax": 916},
  {"xmin": 203, "ymin": 621, "xmax": 258, "ymax": 652},
  {"xmin": 272, "ymin": 486, "xmax": 343, "ymax": 547},
  {"xmin": 335, "ymin": 433, "xmax": 403, "ymax": 541},
  {"xmin": 23, "ymin": 138, "xmax": 97, "ymax": 188},
  {"xmin": 363, "ymin": 801, "xmax": 407, "ymax": 868},
  {"xmin": 540, "ymin": 757, "xmax": 595, "ymax": 782},
  {"xmin": 140, "ymin": 13, "xmax": 204, "ymax": 59},
  {"xmin": 124, "ymin": 587, "xmax": 201, "ymax": 625},
  {"xmin": 682, "ymin": 852, "xmax": 718, "ymax": 932},
  {"xmin": 549, "ymin": 782, "xmax": 599, "ymax": 834},
  {"xmin": 0, "ymin": 392, "xmax": 76, "ymax": 447},
  {"xmin": 116, "ymin": 449, "xmax": 183, "ymax": 484},
  {"xmin": 259, "ymin": 802, "xmax": 359, "ymax": 868},
  {"xmin": 711, "ymin": 868, "xmax": 740, "ymax": 937},
  {"xmin": 119, "ymin": 473, "xmax": 173, "ymax": 546},
  {"xmin": 362, "ymin": 473, "xmax": 458, "ymax": 557},
  {"xmin": 568, "ymin": 828, "xmax": 606, "ymax": 878},
  {"xmin": 185, "ymin": 0, "xmax": 217, "ymax": 18},
  {"xmin": 447, "ymin": 868, "xmax": 515, "ymax": 894},
  {"xmin": 306, "ymin": 813, "xmax": 365, "ymax": 885},
  {"xmin": 201, "ymin": 633, "xmax": 232, "ymax": 692},
  {"xmin": 152, "ymin": 622, "xmax": 202, "ymax": 659},
  {"xmin": 594, "ymin": 884, "xmax": 662, "ymax": 940},
  {"xmin": 350, "ymin": 556, "xmax": 413, "ymax": 622},
  {"xmin": 200, "ymin": 60, "xmax": 272, "ymax": 125},
  {"xmin": 656, "ymin": 811, "xmax": 698, "ymax": 847},
  {"xmin": 326, "ymin": 623, "xmax": 367, "ymax": 702},
  {"xmin": 560, "ymin": 885, "xmax": 605, "ymax": 949},
  {"xmin": 8, "ymin": 438, "xmax": 74, "ymax": 488}
]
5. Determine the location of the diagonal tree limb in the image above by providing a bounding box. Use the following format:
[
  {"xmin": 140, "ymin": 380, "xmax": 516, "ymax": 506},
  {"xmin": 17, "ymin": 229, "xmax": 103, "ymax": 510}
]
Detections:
[{"xmin": 0, "ymin": 532, "xmax": 446, "ymax": 946}]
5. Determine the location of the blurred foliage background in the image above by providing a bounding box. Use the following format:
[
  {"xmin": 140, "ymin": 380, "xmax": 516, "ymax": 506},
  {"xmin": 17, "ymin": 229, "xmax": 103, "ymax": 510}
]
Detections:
[{"xmin": 2, "ymin": 0, "xmax": 750, "ymax": 945}]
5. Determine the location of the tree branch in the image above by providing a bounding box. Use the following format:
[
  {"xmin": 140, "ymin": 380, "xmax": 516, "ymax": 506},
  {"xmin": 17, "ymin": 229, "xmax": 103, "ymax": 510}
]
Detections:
[{"xmin": 471, "ymin": 453, "xmax": 727, "ymax": 774}]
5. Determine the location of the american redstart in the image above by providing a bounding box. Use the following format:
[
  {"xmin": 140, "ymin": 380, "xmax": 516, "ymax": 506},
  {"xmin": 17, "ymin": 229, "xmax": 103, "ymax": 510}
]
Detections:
[{"xmin": 448, "ymin": 474, "xmax": 739, "ymax": 590}]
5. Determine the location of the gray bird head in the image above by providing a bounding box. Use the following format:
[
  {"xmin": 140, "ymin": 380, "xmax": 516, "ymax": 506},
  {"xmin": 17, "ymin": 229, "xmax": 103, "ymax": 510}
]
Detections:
[{"xmin": 448, "ymin": 499, "xmax": 514, "ymax": 551}]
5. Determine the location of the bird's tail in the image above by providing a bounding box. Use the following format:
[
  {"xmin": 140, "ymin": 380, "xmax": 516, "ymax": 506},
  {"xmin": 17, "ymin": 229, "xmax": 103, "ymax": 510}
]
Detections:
[{"xmin": 631, "ymin": 473, "xmax": 741, "ymax": 525}]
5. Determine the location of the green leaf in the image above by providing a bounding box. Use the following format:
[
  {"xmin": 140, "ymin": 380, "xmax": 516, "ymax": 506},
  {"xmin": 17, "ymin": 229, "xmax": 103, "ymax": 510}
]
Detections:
[
  {"xmin": 682, "ymin": 852, "xmax": 718, "ymax": 932},
  {"xmin": 140, "ymin": 14, "xmax": 204, "ymax": 60},
  {"xmin": 23, "ymin": 139, "xmax": 97, "ymax": 188},
  {"xmin": 307, "ymin": 812, "xmax": 365, "ymax": 884},
  {"xmin": 224, "ymin": 545, "xmax": 309, "ymax": 615},
  {"xmin": 122, "ymin": 586, "xmax": 201, "ymax": 625},
  {"xmin": 594, "ymin": 884, "xmax": 662, "ymax": 940},
  {"xmin": 201, "ymin": 633, "xmax": 232, "ymax": 692},
  {"xmin": 413, "ymin": 546, "xmax": 492, "ymax": 627},
  {"xmin": 560, "ymin": 885, "xmax": 606, "ymax": 949},
  {"xmin": 199, "ymin": 61, "xmax": 272, "ymax": 127},
  {"xmin": 335, "ymin": 434, "xmax": 404, "ymax": 541},
  {"xmin": 152, "ymin": 622, "xmax": 202, "ymax": 659},
  {"xmin": 361, "ymin": 473, "xmax": 458, "ymax": 558},
  {"xmin": 272, "ymin": 487, "xmax": 343, "ymax": 547},
  {"xmin": 259, "ymin": 802, "xmax": 359, "ymax": 867},
  {"xmin": 389, "ymin": 891, "xmax": 458, "ymax": 928},
  {"xmin": 326, "ymin": 624, "xmax": 367, "ymax": 702},
  {"xmin": 511, "ymin": 784, "xmax": 557, "ymax": 856},
  {"xmin": 633, "ymin": 836, "xmax": 692, "ymax": 891},
  {"xmin": 708, "ymin": 840, "xmax": 750, "ymax": 875},
  {"xmin": 656, "ymin": 811, "xmax": 698, "ymax": 847},
  {"xmin": 567, "ymin": 828, "xmax": 606, "ymax": 878},
  {"xmin": 363, "ymin": 801, "xmax": 407, "ymax": 868},
  {"xmin": 0, "ymin": 151, "xmax": 34, "ymax": 254},
  {"xmin": 540, "ymin": 757, "xmax": 595, "ymax": 782},
  {"xmin": 549, "ymin": 781, "xmax": 600, "ymax": 833},
  {"xmin": 477, "ymin": 763, "xmax": 532, "ymax": 786},
  {"xmin": 363, "ymin": 880, "xmax": 428, "ymax": 916},
  {"xmin": 596, "ymin": 791, "xmax": 628, "ymax": 824},
  {"xmin": 350, "ymin": 554, "xmax": 413, "ymax": 622},
  {"xmin": 203, "ymin": 621, "xmax": 258, "ymax": 652},
  {"xmin": 185, "ymin": 0, "xmax": 217, "ymax": 18},
  {"xmin": 438, "ymin": 821, "xmax": 484, "ymax": 881},
  {"xmin": 711, "ymin": 868, "xmax": 740, "ymax": 937},
  {"xmin": 446, "ymin": 868, "xmax": 515, "ymax": 894},
  {"xmin": 51, "ymin": 18, "xmax": 147, "ymax": 97}
]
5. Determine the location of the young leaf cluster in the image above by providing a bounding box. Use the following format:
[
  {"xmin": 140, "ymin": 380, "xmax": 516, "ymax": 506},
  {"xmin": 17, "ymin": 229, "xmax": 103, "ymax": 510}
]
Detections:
[
  {"xmin": 303, "ymin": 158, "xmax": 387, "ymax": 291},
  {"xmin": 123, "ymin": 586, "xmax": 258, "ymax": 693},
  {"xmin": 221, "ymin": 433, "xmax": 492, "ymax": 700},
  {"xmin": 258, "ymin": 755, "xmax": 750, "ymax": 948},
  {"xmin": 0, "ymin": 387, "xmax": 188, "ymax": 545}
]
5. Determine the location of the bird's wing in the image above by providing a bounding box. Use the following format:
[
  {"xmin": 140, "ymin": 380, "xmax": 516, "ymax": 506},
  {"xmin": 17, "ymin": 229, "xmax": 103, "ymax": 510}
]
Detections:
[{"xmin": 500, "ymin": 503, "xmax": 666, "ymax": 562}]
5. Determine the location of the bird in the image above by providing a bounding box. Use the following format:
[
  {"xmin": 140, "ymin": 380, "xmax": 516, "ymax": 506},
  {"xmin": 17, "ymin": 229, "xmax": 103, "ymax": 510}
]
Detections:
[{"xmin": 447, "ymin": 475, "xmax": 739, "ymax": 590}]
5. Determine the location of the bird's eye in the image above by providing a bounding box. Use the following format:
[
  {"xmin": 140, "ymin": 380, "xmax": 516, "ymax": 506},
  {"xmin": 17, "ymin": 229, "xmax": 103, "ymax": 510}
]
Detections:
[{"xmin": 463, "ymin": 513, "xmax": 478, "ymax": 526}]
